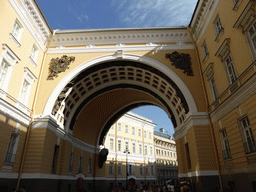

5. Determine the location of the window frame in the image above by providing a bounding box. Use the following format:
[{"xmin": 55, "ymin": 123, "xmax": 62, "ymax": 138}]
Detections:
[
  {"xmin": 132, "ymin": 127, "xmax": 135, "ymax": 135},
  {"xmin": 139, "ymin": 144, "xmax": 142, "ymax": 155},
  {"xmin": 4, "ymin": 132, "xmax": 19, "ymax": 164},
  {"xmin": 219, "ymin": 129, "xmax": 232, "ymax": 159},
  {"xmin": 213, "ymin": 15, "xmax": 224, "ymax": 42},
  {"xmin": 125, "ymin": 125, "xmax": 129, "ymax": 133},
  {"xmin": 17, "ymin": 68, "xmax": 36, "ymax": 106},
  {"xmin": 10, "ymin": 19, "xmax": 24, "ymax": 47},
  {"xmin": 239, "ymin": 116, "xmax": 256, "ymax": 154},
  {"xmin": 118, "ymin": 140, "xmax": 122, "ymax": 152},
  {"xmin": 109, "ymin": 138, "xmax": 114, "ymax": 150},
  {"xmin": 201, "ymin": 40, "xmax": 209, "ymax": 62},
  {"xmin": 224, "ymin": 54, "xmax": 238, "ymax": 85},
  {"xmin": 118, "ymin": 123, "xmax": 121, "ymax": 131},
  {"xmin": 29, "ymin": 44, "xmax": 39, "ymax": 67},
  {"xmin": 0, "ymin": 44, "xmax": 20, "ymax": 94}
]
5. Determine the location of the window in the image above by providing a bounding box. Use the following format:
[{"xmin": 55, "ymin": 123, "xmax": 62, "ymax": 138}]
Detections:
[
  {"xmin": 10, "ymin": 19, "xmax": 23, "ymax": 46},
  {"xmin": 51, "ymin": 145, "xmax": 60, "ymax": 174},
  {"xmin": 145, "ymin": 145, "xmax": 148, "ymax": 155},
  {"xmin": 111, "ymin": 125, "xmax": 114, "ymax": 130},
  {"xmin": 30, "ymin": 45, "xmax": 39, "ymax": 66},
  {"xmin": 118, "ymin": 162, "xmax": 122, "ymax": 175},
  {"xmin": 240, "ymin": 117, "xmax": 256, "ymax": 154},
  {"xmin": 125, "ymin": 125, "xmax": 128, "ymax": 133},
  {"xmin": 213, "ymin": 15, "xmax": 223, "ymax": 40},
  {"xmin": 146, "ymin": 165, "xmax": 149, "ymax": 175},
  {"xmin": 118, "ymin": 140, "xmax": 122, "ymax": 152},
  {"xmin": 185, "ymin": 143, "xmax": 191, "ymax": 170},
  {"xmin": 209, "ymin": 76, "xmax": 219, "ymax": 101},
  {"xmin": 138, "ymin": 129, "xmax": 141, "ymax": 136},
  {"xmin": 88, "ymin": 158, "xmax": 92, "ymax": 173},
  {"xmin": 19, "ymin": 80, "xmax": 29, "ymax": 104},
  {"xmin": 144, "ymin": 131, "xmax": 147, "ymax": 138},
  {"xmin": 0, "ymin": 44, "xmax": 20, "ymax": 92},
  {"xmin": 4, "ymin": 133, "xmax": 19, "ymax": 164},
  {"xmin": 225, "ymin": 55, "xmax": 237, "ymax": 84},
  {"xmin": 118, "ymin": 123, "xmax": 121, "ymax": 131},
  {"xmin": 248, "ymin": 21, "xmax": 256, "ymax": 59},
  {"xmin": 110, "ymin": 138, "xmax": 114, "ymax": 150},
  {"xmin": 0, "ymin": 59, "xmax": 10, "ymax": 89},
  {"xmin": 128, "ymin": 163, "xmax": 134, "ymax": 175},
  {"xmin": 151, "ymin": 165, "xmax": 154, "ymax": 175},
  {"xmin": 202, "ymin": 41, "xmax": 209, "ymax": 61},
  {"xmin": 109, "ymin": 161, "xmax": 113, "ymax": 175},
  {"xmin": 125, "ymin": 141, "xmax": 129, "ymax": 150},
  {"xmin": 132, "ymin": 143, "xmax": 136, "ymax": 153},
  {"xmin": 220, "ymin": 129, "xmax": 231, "ymax": 159},
  {"xmin": 18, "ymin": 68, "xmax": 36, "ymax": 106},
  {"xmin": 149, "ymin": 132, "xmax": 152, "ymax": 139},
  {"xmin": 78, "ymin": 155, "xmax": 83, "ymax": 173},
  {"xmin": 68, "ymin": 152, "xmax": 73, "ymax": 173},
  {"xmin": 132, "ymin": 127, "xmax": 135, "ymax": 135},
  {"xmin": 139, "ymin": 144, "xmax": 142, "ymax": 155},
  {"xmin": 140, "ymin": 164, "xmax": 143, "ymax": 175},
  {"xmin": 150, "ymin": 146, "xmax": 153, "ymax": 156}
]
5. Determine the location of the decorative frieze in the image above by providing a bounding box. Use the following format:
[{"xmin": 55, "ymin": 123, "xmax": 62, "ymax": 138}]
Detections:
[{"xmin": 50, "ymin": 28, "xmax": 191, "ymax": 47}]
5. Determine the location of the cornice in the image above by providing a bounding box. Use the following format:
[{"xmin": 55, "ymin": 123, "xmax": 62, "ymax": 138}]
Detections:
[
  {"xmin": 190, "ymin": 0, "xmax": 221, "ymax": 45},
  {"xmin": 33, "ymin": 115, "xmax": 97, "ymax": 153},
  {"xmin": 190, "ymin": 0, "xmax": 214, "ymax": 38},
  {"xmin": 22, "ymin": 0, "xmax": 52, "ymax": 41},
  {"xmin": 0, "ymin": 97, "xmax": 31, "ymax": 126},
  {"xmin": 174, "ymin": 112, "xmax": 209, "ymax": 140},
  {"xmin": 47, "ymin": 44, "xmax": 195, "ymax": 54},
  {"xmin": 50, "ymin": 29, "xmax": 192, "ymax": 47}
]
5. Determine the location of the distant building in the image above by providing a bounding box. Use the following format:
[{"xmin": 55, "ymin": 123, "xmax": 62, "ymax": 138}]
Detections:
[
  {"xmin": 154, "ymin": 129, "xmax": 178, "ymax": 185},
  {"xmin": 104, "ymin": 112, "xmax": 157, "ymax": 190}
]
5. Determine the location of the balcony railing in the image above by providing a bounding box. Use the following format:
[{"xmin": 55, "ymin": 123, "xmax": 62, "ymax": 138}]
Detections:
[
  {"xmin": 222, "ymin": 149, "xmax": 232, "ymax": 159},
  {"xmin": 4, "ymin": 153, "xmax": 15, "ymax": 164},
  {"xmin": 244, "ymin": 141, "xmax": 256, "ymax": 154}
]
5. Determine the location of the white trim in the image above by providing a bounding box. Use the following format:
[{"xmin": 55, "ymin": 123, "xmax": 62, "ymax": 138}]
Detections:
[
  {"xmin": 174, "ymin": 112, "xmax": 209, "ymax": 140},
  {"xmin": 9, "ymin": 33, "xmax": 22, "ymax": 47},
  {"xmin": 178, "ymin": 170, "xmax": 218, "ymax": 178},
  {"xmin": 2, "ymin": 44, "xmax": 20, "ymax": 63},
  {"xmin": 43, "ymin": 54, "xmax": 198, "ymax": 119},
  {"xmin": 32, "ymin": 115, "xmax": 97, "ymax": 154},
  {"xmin": 0, "ymin": 97, "xmax": 31, "ymax": 126},
  {"xmin": 191, "ymin": 0, "xmax": 221, "ymax": 45},
  {"xmin": 1, "ymin": 44, "xmax": 20, "ymax": 92},
  {"xmin": 0, "ymin": 172, "xmax": 18, "ymax": 179},
  {"xmin": 47, "ymin": 44, "xmax": 194, "ymax": 54}
]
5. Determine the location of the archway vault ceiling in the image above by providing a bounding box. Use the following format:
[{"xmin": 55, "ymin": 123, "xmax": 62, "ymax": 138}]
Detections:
[{"xmin": 52, "ymin": 60, "xmax": 190, "ymax": 136}]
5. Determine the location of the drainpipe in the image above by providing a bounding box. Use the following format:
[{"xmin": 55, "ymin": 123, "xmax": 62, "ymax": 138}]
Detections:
[
  {"xmin": 16, "ymin": 30, "xmax": 56, "ymax": 191},
  {"xmin": 187, "ymin": 26, "xmax": 223, "ymax": 192}
]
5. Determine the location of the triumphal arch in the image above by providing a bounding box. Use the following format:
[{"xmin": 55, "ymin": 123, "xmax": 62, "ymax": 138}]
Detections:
[{"xmin": 5, "ymin": 0, "xmax": 256, "ymax": 191}]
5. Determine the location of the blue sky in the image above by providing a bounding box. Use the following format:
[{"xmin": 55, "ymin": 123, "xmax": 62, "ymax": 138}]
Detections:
[
  {"xmin": 37, "ymin": 0, "xmax": 198, "ymax": 30},
  {"xmin": 37, "ymin": 0, "xmax": 198, "ymax": 136}
]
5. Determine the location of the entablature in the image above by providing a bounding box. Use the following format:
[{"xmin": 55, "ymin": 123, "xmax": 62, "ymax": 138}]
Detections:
[{"xmin": 50, "ymin": 27, "xmax": 192, "ymax": 47}]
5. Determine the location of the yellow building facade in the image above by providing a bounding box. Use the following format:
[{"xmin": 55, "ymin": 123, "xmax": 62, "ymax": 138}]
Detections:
[
  {"xmin": 154, "ymin": 129, "xmax": 178, "ymax": 185},
  {"xmin": 103, "ymin": 112, "xmax": 156, "ymax": 190},
  {"xmin": 0, "ymin": 0, "xmax": 256, "ymax": 191}
]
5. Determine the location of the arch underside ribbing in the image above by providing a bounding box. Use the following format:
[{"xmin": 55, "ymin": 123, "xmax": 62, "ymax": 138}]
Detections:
[{"xmin": 51, "ymin": 60, "xmax": 191, "ymax": 133}]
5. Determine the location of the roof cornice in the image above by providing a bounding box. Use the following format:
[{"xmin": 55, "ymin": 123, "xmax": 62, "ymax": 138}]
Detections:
[
  {"xmin": 50, "ymin": 28, "xmax": 192, "ymax": 47},
  {"xmin": 19, "ymin": 0, "xmax": 52, "ymax": 41}
]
